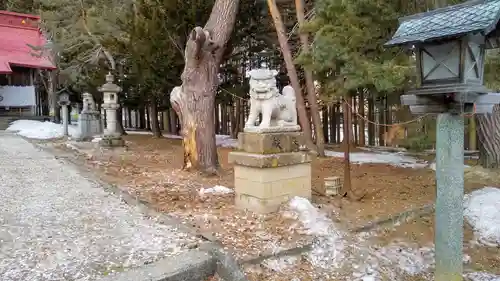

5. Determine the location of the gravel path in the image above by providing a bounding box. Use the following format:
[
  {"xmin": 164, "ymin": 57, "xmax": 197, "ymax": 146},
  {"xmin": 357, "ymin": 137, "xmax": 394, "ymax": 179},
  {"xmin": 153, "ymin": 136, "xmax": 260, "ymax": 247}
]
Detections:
[{"xmin": 0, "ymin": 133, "xmax": 196, "ymax": 281}]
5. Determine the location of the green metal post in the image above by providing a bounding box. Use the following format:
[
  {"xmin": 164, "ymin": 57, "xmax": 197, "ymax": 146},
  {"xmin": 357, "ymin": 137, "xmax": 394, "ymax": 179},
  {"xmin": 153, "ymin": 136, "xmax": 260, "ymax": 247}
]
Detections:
[{"xmin": 435, "ymin": 113, "xmax": 464, "ymax": 281}]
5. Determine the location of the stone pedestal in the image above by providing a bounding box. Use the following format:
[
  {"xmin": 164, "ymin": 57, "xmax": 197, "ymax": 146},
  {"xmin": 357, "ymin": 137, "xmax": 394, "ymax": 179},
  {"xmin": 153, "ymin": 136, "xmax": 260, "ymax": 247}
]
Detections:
[
  {"xmin": 61, "ymin": 105, "xmax": 69, "ymax": 136},
  {"xmin": 76, "ymin": 110, "xmax": 102, "ymax": 141},
  {"xmin": 229, "ymin": 132, "xmax": 312, "ymax": 214}
]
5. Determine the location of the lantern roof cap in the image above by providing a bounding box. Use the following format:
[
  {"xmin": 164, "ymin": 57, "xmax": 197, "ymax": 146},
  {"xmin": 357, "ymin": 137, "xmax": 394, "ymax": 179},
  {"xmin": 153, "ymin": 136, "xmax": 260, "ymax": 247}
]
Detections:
[{"xmin": 386, "ymin": 0, "xmax": 500, "ymax": 47}]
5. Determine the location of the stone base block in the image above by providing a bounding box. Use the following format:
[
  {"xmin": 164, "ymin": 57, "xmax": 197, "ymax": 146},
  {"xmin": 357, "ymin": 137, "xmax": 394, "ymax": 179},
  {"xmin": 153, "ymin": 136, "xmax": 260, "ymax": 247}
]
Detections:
[
  {"xmin": 228, "ymin": 151, "xmax": 313, "ymax": 168},
  {"xmin": 233, "ymin": 163, "xmax": 311, "ymax": 214},
  {"xmin": 99, "ymin": 136, "xmax": 125, "ymax": 147},
  {"xmin": 243, "ymin": 125, "xmax": 301, "ymax": 134},
  {"xmin": 237, "ymin": 132, "xmax": 305, "ymax": 154}
]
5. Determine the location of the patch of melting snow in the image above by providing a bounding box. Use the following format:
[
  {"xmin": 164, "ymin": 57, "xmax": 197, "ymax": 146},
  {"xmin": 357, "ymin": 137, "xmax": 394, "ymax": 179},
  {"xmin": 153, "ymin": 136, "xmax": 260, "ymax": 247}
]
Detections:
[
  {"xmin": 464, "ymin": 187, "xmax": 500, "ymax": 247},
  {"xmin": 6, "ymin": 120, "xmax": 78, "ymax": 139},
  {"xmin": 285, "ymin": 197, "xmax": 438, "ymax": 280},
  {"xmin": 429, "ymin": 162, "xmax": 470, "ymax": 171},
  {"xmin": 287, "ymin": 197, "xmax": 345, "ymax": 269},
  {"xmin": 199, "ymin": 185, "xmax": 234, "ymax": 195},
  {"xmin": 324, "ymin": 150, "xmax": 428, "ymax": 169},
  {"xmin": 262, "ymin": 256, "xmax": 299, "ymax": 273},
  {"xmin": 466, "ymin": 272, "xmax": 500, "ymax": 281}
]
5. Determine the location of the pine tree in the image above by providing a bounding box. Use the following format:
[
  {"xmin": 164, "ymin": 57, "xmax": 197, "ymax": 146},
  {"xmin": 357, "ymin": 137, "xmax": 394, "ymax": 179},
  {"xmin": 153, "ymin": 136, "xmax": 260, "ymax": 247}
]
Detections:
[{"xmin": 300, "ymin": 0, "xmax": 412, "ymax": 97}]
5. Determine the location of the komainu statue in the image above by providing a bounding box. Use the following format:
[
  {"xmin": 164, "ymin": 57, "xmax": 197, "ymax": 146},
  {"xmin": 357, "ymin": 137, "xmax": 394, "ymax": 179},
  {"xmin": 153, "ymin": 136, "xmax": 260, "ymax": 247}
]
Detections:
[{"xmin": 244, "ymin": 68, "xmax": 301, "ymax": 133}]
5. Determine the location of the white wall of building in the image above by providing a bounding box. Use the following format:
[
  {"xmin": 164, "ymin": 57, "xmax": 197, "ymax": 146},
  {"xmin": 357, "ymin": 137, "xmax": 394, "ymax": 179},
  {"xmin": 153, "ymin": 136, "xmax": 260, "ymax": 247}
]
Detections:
[{"xmin": 0, "ymin": 86, "xmax": 36, "ymax": 107}]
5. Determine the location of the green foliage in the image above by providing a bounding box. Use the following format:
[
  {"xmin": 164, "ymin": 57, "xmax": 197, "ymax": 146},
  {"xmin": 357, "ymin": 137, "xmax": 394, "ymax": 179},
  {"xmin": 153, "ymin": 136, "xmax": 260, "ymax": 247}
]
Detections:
[
  {"xmin": 401, "ymin": 135, "xmax": 434, "ymax": 152},
  {"xmin": 403, "ymin": 117, "xmax": 436, "ymax": 152},
  {"xmin": 4, "ymin": 0, "xmax": 38, "ymax": 13},
  {"xmin": 299, "ymin": 0, "xmax": 413, "ymax": 98}
]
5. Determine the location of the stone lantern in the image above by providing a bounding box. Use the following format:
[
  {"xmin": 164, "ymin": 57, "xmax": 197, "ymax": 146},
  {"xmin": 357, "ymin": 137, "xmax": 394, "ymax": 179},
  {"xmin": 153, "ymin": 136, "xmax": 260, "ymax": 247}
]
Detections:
[
  {"xmin": 98, "ymin": 72, "xmax": 124, "ymax": 147},
  {"xmin": 385, "ymin": 1, "xmax": 500, "ymax": 280},
  {"xmin": 385, "ymin": 0, "xmax": 500, "ymax": 114},
  {"xmin": 57, "ymin": 92, "xmax": 70, "ymax": 137}
]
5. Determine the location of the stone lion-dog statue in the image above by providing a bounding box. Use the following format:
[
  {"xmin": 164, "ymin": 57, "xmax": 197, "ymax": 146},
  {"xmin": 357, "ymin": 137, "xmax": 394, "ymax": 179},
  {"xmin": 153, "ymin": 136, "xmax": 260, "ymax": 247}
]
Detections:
[{"xmin": 244, "ymin": 68, "xmax": 301, "ymax": 133}]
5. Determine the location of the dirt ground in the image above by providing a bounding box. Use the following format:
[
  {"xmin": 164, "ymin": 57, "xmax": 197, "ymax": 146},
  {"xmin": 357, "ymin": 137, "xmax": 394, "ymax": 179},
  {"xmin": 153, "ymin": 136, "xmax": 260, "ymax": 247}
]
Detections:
[{"xmin": 47, "ymin": 134, "xmax": 499, "ymax": 280}]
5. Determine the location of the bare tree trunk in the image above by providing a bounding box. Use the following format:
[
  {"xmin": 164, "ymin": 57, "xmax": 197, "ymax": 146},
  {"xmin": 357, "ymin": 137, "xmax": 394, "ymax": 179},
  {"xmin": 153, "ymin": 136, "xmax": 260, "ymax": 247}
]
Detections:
[
  {"xmin": 170, "ymin": 0, "xmax": 239, "ymax": 174},
  {"xmin": 215, "ymin": 102, "xmax": 220, "ymax": 134},
  {"xmin": 322, "ymin": 106, "xmax": 329, "ymax": 143},
  {"xmin": 353, "ymin": 96, "xmax": 358, "ymax": 145},
  {"xmin": 146, "ymin": 106, "xmax": 151, "ymax": 130},
  {"xmin": 231, "ymin": 98, "xmax": 241, "ymax": 139},
  {"xmin": 267, "ymin": 0, "xmax": 316, "ymax": 152},
  {"xmin": 359, "ymin": 90, "xmax": 366, "ymax": 146},
  {"xmin": 330, "ymin": 104, "xmax": 336, "ymax": 143},
  {"xmin": 468, "ymin": 115, "xmax": 477, "ymax": 151},
  {"xmin": 476, "ymin": 105, "xmax": 500, "ymax": 168},
  {"xmin": 47, "ymin": 70, "xmax": 61, "ymax": 123},
  {"xmin": 368, "ymin": 95, "xmax": 375, "ymax": 146},
  {"xmin": 150, "ymin": 100, "xmax": 162, "ymax": 138},
  {"xmin": 294, "ymin": 0, "xmax": 325, "ymax": 156},
  {"xmin": 341, "ymin": 94, "xmax": 364, "ymax": 200},
  {"xmin": 116, "ymin": 101, "xmax": 127, "ymax": 135},
  {"xmin": 139, "ymin": 107, "xmax": 146, "ymax": 129}
]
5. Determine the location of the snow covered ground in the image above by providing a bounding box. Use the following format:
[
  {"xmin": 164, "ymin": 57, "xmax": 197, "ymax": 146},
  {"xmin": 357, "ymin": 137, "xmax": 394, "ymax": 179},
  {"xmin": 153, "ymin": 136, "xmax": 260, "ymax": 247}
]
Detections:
[
  {"xmin": 464, "ymin": 187, "xmax": 500, "ymax": 247},
  {"xmin": 5, "ymin": 120, "xmax": 79, "ymax": 139},
  {"xmin": 272, "ymin": 190, "xmax": 500, "ymax": 280},
  {"xmin": 325, "ymin": 150, "xmax": 428, "ymax": 168},
  {"xmin": 280, "ymin": 197, "xmax": 435, "ymax": 280}
]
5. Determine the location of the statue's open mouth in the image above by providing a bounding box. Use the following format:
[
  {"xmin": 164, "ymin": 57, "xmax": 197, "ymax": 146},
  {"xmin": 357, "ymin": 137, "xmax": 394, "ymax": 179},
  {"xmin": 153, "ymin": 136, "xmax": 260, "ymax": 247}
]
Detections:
[{"xmin": 254, "ymin": 88, "xmax": 269, "ymax": 93}]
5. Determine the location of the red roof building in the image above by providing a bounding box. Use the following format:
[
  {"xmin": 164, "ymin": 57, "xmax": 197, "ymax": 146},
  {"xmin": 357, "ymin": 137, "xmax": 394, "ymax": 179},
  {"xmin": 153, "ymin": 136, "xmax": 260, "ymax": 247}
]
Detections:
[
  {"xmin": 0, "ymin": 10, "xmax": 56, "ymax": 119},
  {"xmin": 0, "ymin": 10, "xmax": 56, "ymax": 74}
]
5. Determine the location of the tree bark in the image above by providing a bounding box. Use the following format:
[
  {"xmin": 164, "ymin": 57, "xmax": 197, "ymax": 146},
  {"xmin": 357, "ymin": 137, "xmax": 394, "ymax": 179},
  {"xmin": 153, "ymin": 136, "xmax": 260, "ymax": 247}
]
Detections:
[
  {"xmin": 294, "ymin": 0, "xmax": 325, "ymax": 156},
  {"xmin": 169, "ymin": 108, "xmax": 177, "ymax": 134},
  {"xmin": 329, "ymin": 104, "xmax": 336, "ymax": 143},
  {"xmin": 353, "ymin": 96, "xmax": 358, "ymax": 145},
  {"xmin": 215, "ymin": 102, "xmax": 220, "ymax": 134},
  {"xmin": 150, "ymin": 100, "xmax": 162, "ymax": 138},
  {"xmin": 476, "ymin": 105, "xmax": 500, "ymax": 168},
  {"xmin": 322, "ymin": 106, "xmax": 329, "ymax": 143},
  {"xmin": 359, "ymin": 90, "xmax": 366, "ymax": 146},
  {"xmin": 139, "ymin": 107, "xmax": 146, "ymax": 129},
  {"xmin": 117, "ymin": 106, "xmax": 127, "ymax": 135},
  {"xmin": 267, "ymin": 0, "xmax": 316, "ymax": 152},
  {"xmin": 170, "ymin": 0, "xmax": 239, "ymax": 174},
  {"xmin": 468, "ymin": 115, "xmax": 477, "ymax": 151},
  {"xmin": 368, "ymin": 95, "xmax": 375, "ymax": 146},
  {"xmin": 146, "ymin": 106, "xmax": 151, "ymax": 130},
  {"xmin": 231, "ymin": 98, "xmax": 241, "ymax": 139},
  {"xmin": 341, "ymin": 95, "xmax": 363, "ymax": 200}
]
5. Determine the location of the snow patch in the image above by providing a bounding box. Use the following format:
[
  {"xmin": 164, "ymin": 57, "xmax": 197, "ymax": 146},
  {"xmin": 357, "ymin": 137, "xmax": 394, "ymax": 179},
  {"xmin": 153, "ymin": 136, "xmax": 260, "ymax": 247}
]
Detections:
[
  {"xmin": 199, "ymin": 185, "xmax": 234, "ymax": 195},
  {"xmin": 262, "ymin": 256, "xmax": 299, "ymax": 273},
  {"xmin": 285, "ymin": 197, "xmax": 439, "ymax": 279},
  {"xmin": 466, "ymin": 272, "xmax": 500, "ymax": 281},
  {"xmin": 429, "ymin": 162, "xmax": 470, "ymax": 171},
  {"xmin": 6, "ymin": 120, "xmax": 78, "ymax": 140},
  {"xmin": 324, "ymin": 150, "xmax": 428, "ymax": 169},
  {"xmin": 288, "ymin": 197, "xmax": 346, "ymax": 269},
  {"xmin": 464, "ymin": 187, "xmax": 500, "ymax": 247}
]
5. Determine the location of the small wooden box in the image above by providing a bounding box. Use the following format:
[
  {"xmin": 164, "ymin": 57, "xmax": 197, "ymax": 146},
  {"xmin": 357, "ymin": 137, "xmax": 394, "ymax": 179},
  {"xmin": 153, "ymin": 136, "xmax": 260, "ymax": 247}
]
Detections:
[{"xmin": 324, "ymin": 176, "xmax": 341, "ymax": 196}]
